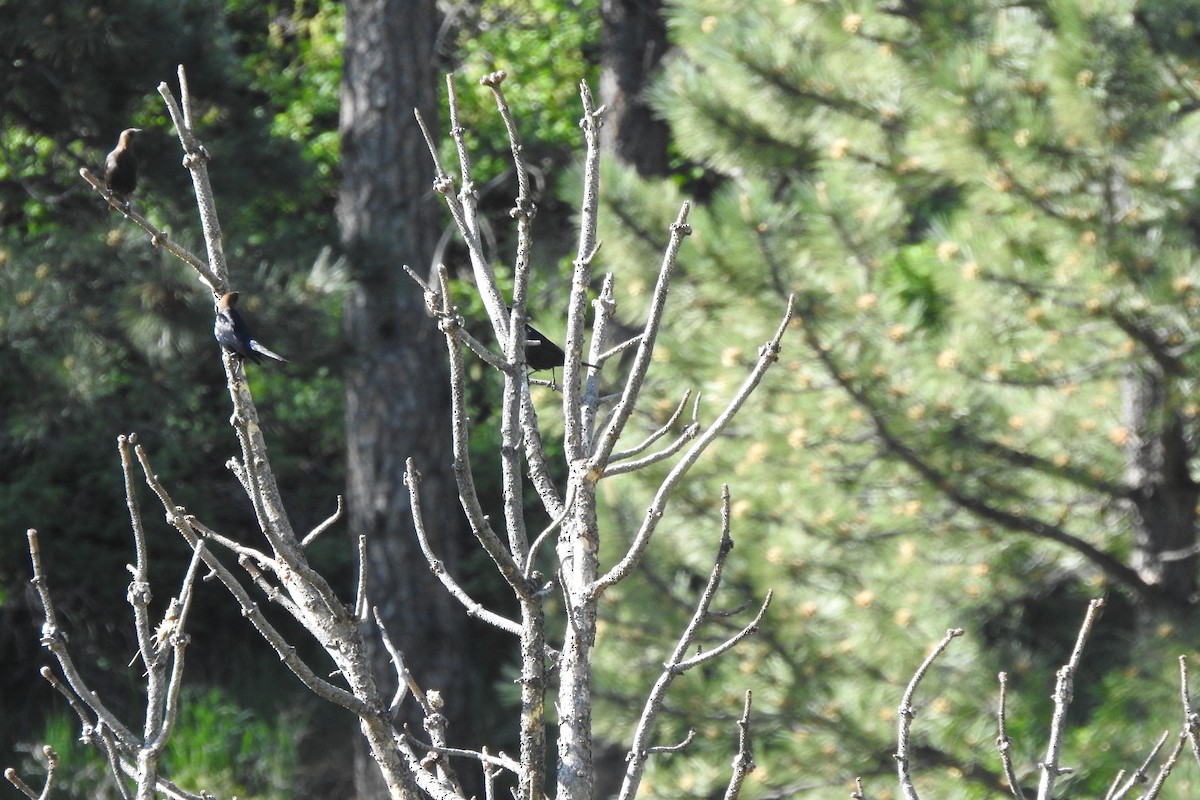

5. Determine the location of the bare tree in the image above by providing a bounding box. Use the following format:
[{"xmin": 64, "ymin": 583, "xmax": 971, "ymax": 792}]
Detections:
[{"xmin": 10, "ymin": 66, "xmax": 786, "ymax": 800}]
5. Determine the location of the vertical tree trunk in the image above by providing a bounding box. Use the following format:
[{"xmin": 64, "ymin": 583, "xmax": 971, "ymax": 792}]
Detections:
[
  {"xmin": 599, "ymin": 0, "xmax": 671, "ymax": 177},
  {"xmin": 1122, "ymin": 363, "xmax": 1198, "ymax": 610},
  {"xmin": 339, "ymin": 1, "xmax": 469, "ymax": 796}
]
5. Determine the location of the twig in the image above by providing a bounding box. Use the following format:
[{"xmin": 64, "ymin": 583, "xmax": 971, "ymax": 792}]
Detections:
[
  {"xmin": 353, "ymin": 534, "xmax": 369, "ymax": 621},
  {"xmin": 580, "ymin": 274, "xmax": 618, "ymax": 453},
  {"xmin": 1107, "ymin": 729, "xmax": 1167, "ymax": 800},
  {"xmin": 371, "ymin": 607, "xmax": 420, "ymax": 716},
  {"xmin": 597, "ymin": 332, "xmax": 644, "ymax": 363},
  {"xmin": 589, "ymin": 203, "xmax": 694, "ymax": 467},
  {"xmin": 27, "ymin": 530, "xmax": 138, "ymax": 748},
  {"xmin": 118, "ymin": 433, "xmax": 157, "ymax": 680},
  {"xmin": 523, "ymin": 483, "xmax": 576, "ymax": 580},
  {"xmin": 481, "ymin": 746, "xmax": 498, "ymax": 800},
  {"xmin": 1142, "ymin": 730, "xmax": 1188, "ymax": 800},
  {"xmin": 996, "ymin": 671, "xmax": 1027, "ymax": 800},
  {"xmin": 617, "ymin": 486, "xmax": 769, "ymax": 800},
  {"xmin": 607, "ymin": 391, "xmax": 694, "ymax": 463},
  {"xmin": 406, "ymin": 459, "xmax": 523, "ymax": 635},
  {"xmin": 301, "ymin": 495, "xmax": 344, "ymax": 547},
  {"xmin": 158, "ymin": 66, "xmax": 229, "ymax": 291},
  {"xmin": 1180, "ymin": 656, "xmax": 1200, "ymax": 769},
  {"xmin": 603, "ymin": 418, "xmax": 701, "ymax": 477},
  {"xmin": 1036, "ymin": 598, "xmax": 1105, "ymax": 799},
  {"xmin": 4, "ymin": 746, "xmax": 57, "ymax": 800},
  {"xmin": 1104, "ymin": 770, "xmax": 1126, "ymax": 800},
  {"xmin": 593, "ymin": 295, "xmax": 796, "ymax": 595},
  {"xmin": 563, "ymin": 82, "xmax": 606, "ymax": 463},
  {"xmin": 152, "ymin": 541, "xmax": 207, "ymax": 750},
  {"xmin": 185, "ymin": 515, "xmax": 276, "ymax": 569},
  {"xmin": 648, "ymin": 730, "xmax": 696, "ymax": 754},
  {"xmin": 404, "ymin": 734, "xmax": 521, "ymax": 775},
  {"xmin": 722, "ymin": 691, "xmax": 756, "ymax": 800},
  {"xmin": 896, "ymin": 628, "xmax": 965, "ymax": 800},
  {"xmin": 77, "ymin": 168, "xmax": 219, "ymax": 290}
]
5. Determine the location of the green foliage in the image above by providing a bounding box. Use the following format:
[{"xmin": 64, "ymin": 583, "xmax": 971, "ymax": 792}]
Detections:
[
  {"xmin": 12, "ymin": 689, "xmax": 299, "ymax": 800},
  {"xmin": 593, "ymin": 0, "xmax": 1200, "ymax": 796},
  {"xmin": 444, "ymin": 0, "xmax": 600, "ymax": 183},
  {"xmin": 164, "ymin": 688, "xmax": 300, "ymax": 799}
]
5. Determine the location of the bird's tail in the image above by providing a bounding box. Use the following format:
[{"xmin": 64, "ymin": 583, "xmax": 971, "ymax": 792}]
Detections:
[{"xmin": 250, "ymin": 341, "xmax": 289, "ymax": 363}]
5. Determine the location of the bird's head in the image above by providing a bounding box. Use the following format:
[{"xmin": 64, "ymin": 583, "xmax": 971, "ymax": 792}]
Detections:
[{"xmin": 218, "ymin": 291, "xmax": 240, "ymax": 309}]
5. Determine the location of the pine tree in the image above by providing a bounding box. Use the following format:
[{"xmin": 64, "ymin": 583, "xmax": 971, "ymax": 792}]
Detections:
[{"xmin": 594, "ymin": 1, "xmax": 1200, "ymax": 796}]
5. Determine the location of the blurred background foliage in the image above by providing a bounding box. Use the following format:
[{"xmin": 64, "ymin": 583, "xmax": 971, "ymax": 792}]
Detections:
[{"xmin": 6, "ymin": 0, "xmax": 1200, "ymax": 798}]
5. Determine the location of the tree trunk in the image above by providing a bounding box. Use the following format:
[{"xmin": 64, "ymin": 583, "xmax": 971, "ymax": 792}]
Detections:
[
  {"xmin": 1122, "ymin": 363, "xmax": 1198, "ymax": 610},
  {"xmin": 339, "ymin": 1, "xmax": 469, "ymax": 796},
  {"xmin": 599, "ymin": 0, "xmax": 671, "ymax": 177}
]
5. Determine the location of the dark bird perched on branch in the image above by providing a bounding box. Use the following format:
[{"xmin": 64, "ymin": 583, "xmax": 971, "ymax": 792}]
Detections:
[
  {"xmin": 522, "ymin": 320, "xmax": 595, "ymax": 372},
  {"xmin": 103, "ymin": 128, "xmax": 142, "ymax": 207},
  {"xmin": 214, "ymin": 292, "xmax": 288, "ymax": 364}
]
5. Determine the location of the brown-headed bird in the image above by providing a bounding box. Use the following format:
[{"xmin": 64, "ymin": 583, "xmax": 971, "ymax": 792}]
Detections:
[
  {"xmin": 214, "ymin": 292, "xmax": 288, "ymax": 364},
  {"xmin": 103, "ymin": 128, "xmax": 142, "ymax": 207}
]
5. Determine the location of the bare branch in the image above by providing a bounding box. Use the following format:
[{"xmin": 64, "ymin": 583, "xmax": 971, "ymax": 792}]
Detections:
[
  {"xmin": 371, "ymin": 607, "xmax": 420, "ymax": 716},
  {"xmin": 722, "ymin": 691, "xmax": 756, "ymax": 800},
  {"xmin": 996, "ymin": 672, "xmax": 1027, "ymax": 800},
  {"xmin": 78, "ymin": 168, "xmax": 219, "ymax": 289},
  {"xmin": 563, "ymin": 82, "xmax": 605, "ymax": 462},
  {"xmin": 648, "ymin": 730, "xmax": 696, "ymax": 755},
  {"xmin": 27, "ymin": 529, "xmax": 138, "ymax": 749},
  {"xmin": 594, "ymin": 296, "xmax": 796, "ymax": 595},
  {"xmin": 435, "ymin": 270, "xmax": 531, "ymax": 596},
  {"xmin": 1142, "ymin": 730, "xmax": 1188, "ymax": 800},
  {"xmin": 597, "ymin": 332, "xmax": 644, "ymax": 363},
  {"xmin": 617, "ymin": 486, "xmax": 768, "ymax": 800},
  {"xmin": 603, "ymin": 418, "xmax": 701, "ymax": 478},
  {"xmin": 133, "ymin": 453, "xmax": 371, "ymax": 716},
  {"xmin": 185, "ymin": 515, "xmax": 276, "ymax": 570},
  {"xmin": 301, "ymin": 495, "xmax": 344, "ymax": 548},
  {"xmin": 1037, "ymin": 598, "xmax": 1105, "ymax": 799},
  {"xmin": 158, "ymin": 68, "xmax": 229, "ymax": 292},
  {"xmin": 589, "ymin": 203, "xmax": 694, "ymax": 467},
  {"xmin": 118, "ymin": 433, "xmax": 158, "ymax": 681},
  {"xmin": 1179, "ymin": 656, "xmax": 1200, "ymax": 768},
  {"xmin": 406, "ymin": 459, "xmax": 523, "ymax": 635},
  {"xmin": 896, "ymin": 628, "xmax": 965, "ymax": 800},
  {"xmin": 4, "ymin": 745, "xmax": 57, "ymax": 800},
  {"xmin": 404, "ymin": 736, "xmax": 522, "ymax": 776},
  {"xmin": 1107, "ymin": 729, "xmax": 1167, "ymax": 799},
  {"xmin": 607, "ymin": 391, "xmax": 693, "ymax": 463},
  {"xmin": 352, "ymin": 533, "xmax": 369, "ymax": 621},
  {"xmin": 150, "ymin": 541, "xmax": 207, "ymax": 752}
]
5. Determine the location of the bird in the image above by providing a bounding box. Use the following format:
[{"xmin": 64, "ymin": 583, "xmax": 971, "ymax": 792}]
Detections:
[
  {"xmin": 103, "ymin": 128, "xmax": 142, "ymax": 207},
  {"xmin": 523, "ymin": 321, "xmax": 567, "ymax": 372},
  {"xmin": 214, "ymin": 292, "xmax": 288, "ymax": 365},
  {"xmin": 522, "ymin": 320, "xmax": 596, "ymax": 372}
]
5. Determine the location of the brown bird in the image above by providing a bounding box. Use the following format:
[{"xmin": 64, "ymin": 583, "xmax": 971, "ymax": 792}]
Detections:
[
  {"xmin": 103, "ymin": 128, "xmax": 142, "ymax": 207},
  {"xmin": 214, "ymin": 292, "xmax": 288, "ymax": 365}
]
